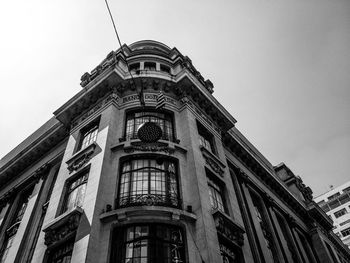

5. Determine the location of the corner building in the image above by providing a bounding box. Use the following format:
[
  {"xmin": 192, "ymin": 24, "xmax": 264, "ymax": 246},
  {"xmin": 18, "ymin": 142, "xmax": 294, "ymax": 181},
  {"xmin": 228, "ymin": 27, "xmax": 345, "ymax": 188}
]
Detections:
[
  {"xmin": 0, "ymin": 40, "xmax": 349, "ymax": 263},
  {"xmin": 314, "ymin": 181, "xmax": 350, "ymax": 249}
]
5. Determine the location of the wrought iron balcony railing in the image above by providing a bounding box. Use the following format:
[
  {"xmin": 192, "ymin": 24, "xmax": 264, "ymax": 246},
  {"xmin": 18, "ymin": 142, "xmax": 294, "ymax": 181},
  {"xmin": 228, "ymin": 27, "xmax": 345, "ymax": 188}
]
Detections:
[{"xmin": 117, "ymin": 193, "xmax": 181, "ymax": 209}]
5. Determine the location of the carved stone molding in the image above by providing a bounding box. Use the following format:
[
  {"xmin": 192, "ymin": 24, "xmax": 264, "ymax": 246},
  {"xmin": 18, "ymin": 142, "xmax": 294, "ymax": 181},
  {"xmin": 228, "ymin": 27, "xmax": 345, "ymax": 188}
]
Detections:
[
  {"xmin": 124, "ymin": 141, "xmax": 175, "ymax": 154},
  {"xmin": 200, "ymin": 146, "xmax": 225, "ymax": 177},
  {"xmin": 71, "ymin": 93, "xmax": 119, "ymax": 129},
  {"xmin": 180, "ymin": 96, "xmax": 222, "ymax": 135},
  {"xmin": 66, "ymin": 143, "xmax": 96, "ymax": 173},
  {"xmin": 43, "ymin": 208, "xmax": 82, "ymax": 246},
  {"xmin": 212, "ymin": 210, "xmax": 245, "ymax": 247}
]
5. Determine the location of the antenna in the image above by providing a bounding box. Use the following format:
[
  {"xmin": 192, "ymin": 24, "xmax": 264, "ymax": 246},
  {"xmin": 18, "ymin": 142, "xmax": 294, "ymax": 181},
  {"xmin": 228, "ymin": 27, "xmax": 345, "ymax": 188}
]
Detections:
[{"xmin": 104, "ymin": 0, "xmax": 145, "ymax": 107}]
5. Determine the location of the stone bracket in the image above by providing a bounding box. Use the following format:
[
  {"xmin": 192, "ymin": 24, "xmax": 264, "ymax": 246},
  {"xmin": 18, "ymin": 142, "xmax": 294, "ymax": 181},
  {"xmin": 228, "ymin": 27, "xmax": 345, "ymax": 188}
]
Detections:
[
  {"xmin": 43, "ymin": 207, "xmax": 82, "ymax": 246},
  {"xmin": 66, "ymin": 143, "xmax": 96, "ymax": 173},
  {"xmin": 212, "ymin": 209, "xmax": 245, "ymax": 247},
  {"xmin": 201, "ymin": 146, "xmax": 225, "ymax": 177}
]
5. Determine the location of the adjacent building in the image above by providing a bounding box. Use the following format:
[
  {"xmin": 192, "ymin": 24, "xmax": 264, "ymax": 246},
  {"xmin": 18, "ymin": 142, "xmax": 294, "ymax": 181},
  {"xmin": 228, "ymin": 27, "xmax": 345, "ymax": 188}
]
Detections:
[
  {"xmin": 315, "ymin": 181, "xmax": 350, "ymax": 249},
  {"xmin": 0, "ymin": 40, "xmax": 349, "ymax": 263}
]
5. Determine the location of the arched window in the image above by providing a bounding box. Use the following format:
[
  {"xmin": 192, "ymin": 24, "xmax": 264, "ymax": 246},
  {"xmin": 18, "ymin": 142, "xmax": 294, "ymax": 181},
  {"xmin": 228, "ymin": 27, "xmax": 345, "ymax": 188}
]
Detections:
[
  {"xmin": 118, "ymin": 158, "xmax": 180, "ymax": 208},
  {"xmin": 113, "ymin": 224, "xmax": 185, "ymax": 263},
  {"xmin": 125, "ymin": 111, "xmax": 174, "ymax": 141}
]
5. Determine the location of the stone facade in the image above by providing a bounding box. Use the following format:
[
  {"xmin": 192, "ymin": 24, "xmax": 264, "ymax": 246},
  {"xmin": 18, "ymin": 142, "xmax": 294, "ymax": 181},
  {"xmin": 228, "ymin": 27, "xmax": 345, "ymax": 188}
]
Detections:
[{"xmin": 0, "ymin": 40, "xmax": 349, "ymax": 263}]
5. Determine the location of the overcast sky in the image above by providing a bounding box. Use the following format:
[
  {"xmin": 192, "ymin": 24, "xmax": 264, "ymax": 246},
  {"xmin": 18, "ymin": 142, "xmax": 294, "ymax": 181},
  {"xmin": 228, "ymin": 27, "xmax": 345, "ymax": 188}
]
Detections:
[{"xmin": 0, "ymin": 0, "xmax": 349, "ymax": 196}]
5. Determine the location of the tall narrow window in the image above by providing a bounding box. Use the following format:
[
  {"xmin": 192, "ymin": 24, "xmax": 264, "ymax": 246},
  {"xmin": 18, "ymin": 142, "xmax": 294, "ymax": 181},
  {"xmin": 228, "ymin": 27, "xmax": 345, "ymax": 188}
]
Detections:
[
  {"xmin": 118, "ymin": 158, "xmax": 179, "ymax": 208},
  {"xmin": 125, "ymin": 111, "xmax": 174, "ymax": 141},
  {"xmin": 197, "ymin": 121, "xmax": 216, "ymax": 154},
  {"xmin": 62, "ymin": 171, "xmax": 89, "ymax": 213},
  {"xmin": 78, "ymin": 118, "xmax": 100, "ymax": 151},
  {"xmin": 47, "ymin": 238, "xmax": 74, "ymax": 263},
  {"xmin": 114, "ymin": 224, "xmax": 185, "ymax": 263},
  {"xmin": 0, "ymin": 186, "xmax": 34, "ymax": 263},
  {"xmin": 207, "ymin": 176, "xmax": 226, "ymax": 213},
  {"xmin": 250, "ymin": 192, "xmax": 279, "ymax": 263},
  {"xmin": 275, "ymin": 212, "xmax": 298, "ymax": 262},
  {"xmin": 220, "ymin": 242, "xmax": 242, "ymax": 263},
  {"xmin": 144, "ymin": 62, "xmax": 156, "ymax": 71}
]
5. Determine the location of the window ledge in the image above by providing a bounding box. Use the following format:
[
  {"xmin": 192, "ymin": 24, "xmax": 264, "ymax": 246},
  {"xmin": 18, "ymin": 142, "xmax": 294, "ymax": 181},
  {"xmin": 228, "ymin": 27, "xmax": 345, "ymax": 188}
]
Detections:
[
  {"xmin": 66, "ymin": 142, "xmax": 97, "ymax": 173},
  {"xmin": 43, "ymin": 207, "xmax": 83, "ymax": 246},
  {"xmin": 111, "ymin": 139, "xmax": 187, "ymax": 154},
  {"xmin": 100, "ymin": 206, "xmax": 196, "ymax": 223},
  {"xmin": 212, "ymin": 209, "xmax": 245, "ymax": 247},
  {"xmin": 200, "ymin": 146, "xmax": 225, "ymax": 177}
]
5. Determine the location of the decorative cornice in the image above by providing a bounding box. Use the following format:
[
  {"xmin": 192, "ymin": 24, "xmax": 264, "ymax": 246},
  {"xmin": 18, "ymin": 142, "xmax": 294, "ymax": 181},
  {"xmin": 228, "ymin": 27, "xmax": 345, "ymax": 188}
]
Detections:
[
  {"xmin": 0, "ymin": 123, "xmax": 67, "ymax": 189},
  {"xmin": 0, "ymin": 163, "xmax": 51, "ymax": 207},
  {"xmin": 212, "ymin": 209, "xmax": 245, "ymax": 247},
  {"xmin": 70, "ymin": 92, "xmax": 119, "ymax": 129},
  {"xmin": 99, "ymin": 206, "xmax": 197, "ymax": 223},
  {"xmin": 124, "ymin": 141, "xmax": 175, "ymax": 154},
  {"xmin": 43, "ymin": 207, "xmax": 82, "ymax": 246},
  {"xmin": 200, "ymin": 146, "xmax": 225, "ymax": 177},
  {"xmin": 223, "ymin": 134, "xmax": 311, "ymax": 223},
  {"xmin": 66, "ymin": 143, "xmax": 96, "ymax": 173}
]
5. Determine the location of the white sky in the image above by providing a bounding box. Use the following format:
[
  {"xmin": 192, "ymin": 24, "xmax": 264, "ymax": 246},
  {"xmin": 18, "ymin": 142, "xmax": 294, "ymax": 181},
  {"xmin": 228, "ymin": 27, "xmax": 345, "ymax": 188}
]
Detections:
[{"xmin": 0, "ymin": 0, "xmax": 349, "ymax": 196}]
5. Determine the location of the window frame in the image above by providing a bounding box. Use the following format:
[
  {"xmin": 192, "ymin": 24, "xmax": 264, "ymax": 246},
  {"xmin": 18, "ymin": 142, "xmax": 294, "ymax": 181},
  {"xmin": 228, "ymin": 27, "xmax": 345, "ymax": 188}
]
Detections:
[
  {"xmin": 112, "ymin": 223, "xmax": 187, "ymax": 263},
  {"xmin": 0, "ymin": 185, "xmax": 34, "ymax": 263},
  {"xmin": 197, "ymin": 121, "xmax": 216, "ymax": 154},
  {"xmin": 334, "ymin": 208, "xmax": 347, "ymax": 218},
  {"xmin": 144, "ymin": 62, "xmax": 156, "ymax": 71},
  {"xmin": 76, "ymin": 117, "xmax": 100, "ymax": 152},
  {"xmin": 207, "ymin": 173, "xmax": 227, "ymax": 214},
  {"xmin": 117, "ymin": 157, "xmax": 181, "ymax": 209},
  {"xmin": 46, "ymin": 237, "xmax": 75, "ymax": 263},
  {"xmin": 124, "ymin": 109, "xmax": 175, "ymax": 142},
  {"xmin": 60, "ymin": 169, "xmax": 89, "ymax": 215}
]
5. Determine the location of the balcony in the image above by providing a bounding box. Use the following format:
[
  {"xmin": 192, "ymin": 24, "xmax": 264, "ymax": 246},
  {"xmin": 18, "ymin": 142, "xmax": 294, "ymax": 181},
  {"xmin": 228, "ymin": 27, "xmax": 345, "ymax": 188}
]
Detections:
[{"xmin": 117, "ymin": 193, "xmax": 181, "ymax": 209}]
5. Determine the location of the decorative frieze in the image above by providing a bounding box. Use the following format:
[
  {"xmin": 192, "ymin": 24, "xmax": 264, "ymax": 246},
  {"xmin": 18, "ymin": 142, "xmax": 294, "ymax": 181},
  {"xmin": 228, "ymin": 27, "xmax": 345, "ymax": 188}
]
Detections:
[
  {"xmin": 44, "ymin": 208, "xmax": 82, "ymax": 246},
  {"xmin": 180, "ymin": 96, "xmax": 221, "ymax": 134},
  {"xmin": 200, "ymin": 146, "xmax": 225, "ymax": 177},
  {"xmin": 124, "ymin": 141, "xmax": 175, "ymax": 154},
  {"xmin": 212, "ymin": 210, "xmax": 245, "ymax": 247},
  {"xmin": 121, "ymin": 92, "xmax": 177, "ymax": 107},
  {"xmin": 70, "ymin": 93, "xmax": 119, "ymax": 129},
  {"xmin": 66, "ymin": 143, "xmax": 96, "ymax": 173}
]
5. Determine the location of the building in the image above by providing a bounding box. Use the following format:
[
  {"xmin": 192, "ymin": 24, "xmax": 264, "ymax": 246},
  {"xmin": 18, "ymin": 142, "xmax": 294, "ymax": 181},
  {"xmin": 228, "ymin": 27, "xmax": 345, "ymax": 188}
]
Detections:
[
  {"xmin": 0, "ymin": 40, "xmax": 349, "ymax": 263},
  {"xmin": 315, "ymin": 181, "xmax": 350, "ymax": 249}
]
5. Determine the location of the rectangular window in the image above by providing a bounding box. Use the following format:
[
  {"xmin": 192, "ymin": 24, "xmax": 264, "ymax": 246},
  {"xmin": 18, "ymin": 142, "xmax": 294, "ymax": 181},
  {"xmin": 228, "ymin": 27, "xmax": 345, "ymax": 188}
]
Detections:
[
  {"xmin": 114, "ymin": 224, "xmax": 185, "ymax": 263},
  {"xmin": 341, "ymin": 227, "xmax": 350, "ymax": 237},
  {"xmin": 62, "ymin": 171, "xmax": 89, "ymax": 213},
  {"xmin": 144, "ymin": 62, "xmax": 156, "ymax": 71},
  {"xmin": 197, "ymin": 121, "xmax": 216, "ymax": 154},
  {"xmin": 160, "ymin": 64, "xmax": 170, "ymax": 74},
  {"xmin": 118, "ymin": 159, "xmax": 179, "ymax": 208},
  {"xmin": 328, "ymin": 192, "xmax": 340, "ymax": 201},
  {"xmin": 125, "ymin": 111, "xmax": 174, "ymax": 141},
  {"xmin": 250, "ymin": 192, "xmax": 279, "ymax": 263},
  {"xmin": 207, "ymin": 172, "xmax": 226, "ymax": 213},
  {"xmin": 78, "ymin": 118, "xmax": 100, "ymax": 151},
  {"xmin": 0, "ymin": 186, "xmax": 34, "ymax": 263},
  {"xmin": 343, "ymin": 186, "xmax": 350, "ymax": 193},
  {"xmin": 334, "ymin": 208, "xmax": 347, "ymax": 218},
  {"xmin": 129, "ymin": 62, "xmax": 140, "ymax": 73},
  {"xmin": 47, "ymin": 238, "xmax": 74, "ymax": 263}
]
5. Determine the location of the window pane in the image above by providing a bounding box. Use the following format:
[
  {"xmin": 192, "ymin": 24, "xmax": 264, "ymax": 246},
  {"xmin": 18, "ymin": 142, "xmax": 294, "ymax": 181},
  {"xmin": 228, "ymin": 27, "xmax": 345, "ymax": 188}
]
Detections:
[
  {"xmin": 118, "ymin": 159, "xmax": 179, "ymax": 208},
  {"xmin": 63, "ymin": 173, "xmax": 88, "ymax": 213},
  {"xmin": 125, "ymin": 111, "xmax": 173, "ymax": 141},
  {"xmin": 118, "ymin": 225, "xmax": 185, "ymax": 263}
]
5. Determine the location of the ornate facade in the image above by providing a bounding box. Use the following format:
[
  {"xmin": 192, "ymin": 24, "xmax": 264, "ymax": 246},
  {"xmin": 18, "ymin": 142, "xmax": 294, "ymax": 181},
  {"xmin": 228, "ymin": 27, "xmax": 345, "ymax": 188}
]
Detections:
[{"xmin": 0, "ymin": 40, "xmax": 349, "ymax": 263}]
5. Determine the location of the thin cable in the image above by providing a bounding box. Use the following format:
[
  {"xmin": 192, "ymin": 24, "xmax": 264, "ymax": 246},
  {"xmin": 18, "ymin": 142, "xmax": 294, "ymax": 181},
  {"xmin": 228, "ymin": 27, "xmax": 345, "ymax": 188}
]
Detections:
[{"xmin": 104, "ymin": 0, "xmax": 145, "ymax": 106}]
